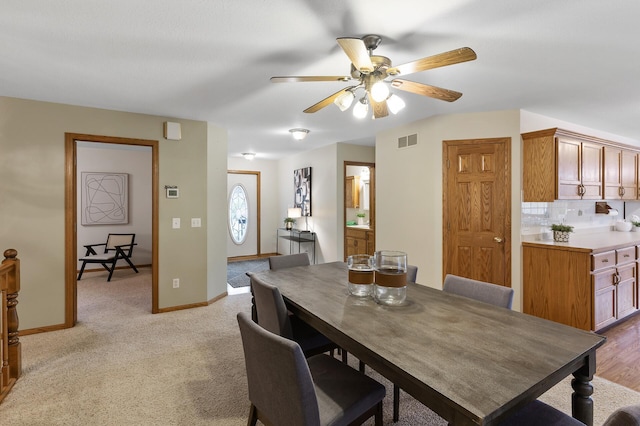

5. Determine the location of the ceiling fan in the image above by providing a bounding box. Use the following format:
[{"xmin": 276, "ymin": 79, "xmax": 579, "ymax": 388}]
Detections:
[{"xmin": 271, "ymin": 35, "xmax": 477, "ymax": 119}]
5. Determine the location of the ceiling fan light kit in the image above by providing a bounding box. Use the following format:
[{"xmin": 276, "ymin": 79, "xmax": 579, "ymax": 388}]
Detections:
[
  {"xmin": 386, "ymin": 94, "xmax": 406, "ymax": 115},
  {"xmin": 271, "ymin": 35, "xmax": 476, "ymax": 120},
  {"xmin": 352, "ymin": 97, "xmax": 369, "ymax": 119},
  {"xmin": 334, "ymin": 90, "xmax": 355, "ymax": 111},
  {"xmin": 289, "ymin": 128, "xmax": 310, "ymax": 140}
]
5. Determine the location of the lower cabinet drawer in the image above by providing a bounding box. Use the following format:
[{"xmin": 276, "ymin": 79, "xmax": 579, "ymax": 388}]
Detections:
[{"xmin": 592, "ymin": 251, "xmax": 616, "ymax": 271}]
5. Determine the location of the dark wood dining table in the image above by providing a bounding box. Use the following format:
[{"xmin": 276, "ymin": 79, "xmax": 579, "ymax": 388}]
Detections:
[{"xmin": 251, "ymin": 261, "xmax": 606, "ymax": 426}]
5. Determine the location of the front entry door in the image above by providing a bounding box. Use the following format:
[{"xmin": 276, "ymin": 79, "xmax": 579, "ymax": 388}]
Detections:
[
  {"xmin": 227, "ymin": 171, "xmax": 260, "ymax": 258},
  {"xmin": 443, "ymin": 138, "xmax": 511, "ymax": 286}
]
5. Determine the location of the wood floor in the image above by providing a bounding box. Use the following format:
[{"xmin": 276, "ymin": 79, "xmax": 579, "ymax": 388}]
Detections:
[{"xmin": 596, "ymin": 312, "xmax": 640, "ymax": 391}]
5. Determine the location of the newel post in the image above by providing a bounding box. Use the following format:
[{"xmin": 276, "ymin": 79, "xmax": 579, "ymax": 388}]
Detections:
[{"xmin": 3, "ymin": 249, "xmax": 21, "ymax": 380}]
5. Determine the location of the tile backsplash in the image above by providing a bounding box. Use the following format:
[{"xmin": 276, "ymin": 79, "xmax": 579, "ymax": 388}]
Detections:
[{"xmin": 521, "ymin": 200, "xmax": 640, "ymax": 238}]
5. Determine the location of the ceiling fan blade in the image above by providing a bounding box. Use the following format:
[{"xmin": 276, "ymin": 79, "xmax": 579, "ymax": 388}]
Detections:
[
  {"xmin": 271, "ymin": 76, "xmax": 352, "ymax": 83},
  {"xmin": 304, "ymin": 87, "xmax": 356, "ymax": 113},
  {"xmin": 336, "ymin": 37, "xmax": 374, "ymax": 74},
  {"xmin": 388, "ymin": 47, "xmax": 477, "ymax": 76},
  {"xmin": 368, "ymin": 94, "xmax": 389, "ymax": 119},
  {"xmin": 391, "ymin": 79, "xmax": 463, "ymax": 102}
]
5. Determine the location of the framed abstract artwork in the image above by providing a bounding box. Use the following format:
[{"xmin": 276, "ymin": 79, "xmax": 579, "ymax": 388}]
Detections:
[
  {"xmin": 81, "ymin": 172, "xmax": 129, "ymax": 225},
  {"xmin": 294, "ymin": 167, "xmax": 312, "ymax": 216}
]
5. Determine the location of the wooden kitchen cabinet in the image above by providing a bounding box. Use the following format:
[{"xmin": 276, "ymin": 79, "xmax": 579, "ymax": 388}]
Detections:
[
  {"xmin": 345, "ymin": 227, "xmax": 374, "ymax": 257},
  {"xmin": 523, "ymin": 128, "xmax": 603, "ymax": 201},
  {"xmin": 592, "ymin": 247, "xmax": 638, "ymax": 330},
  {"xmin": 345, "ymin": 176, "xmax": 360, "ymax": 208},
  {"xmin": 523, "ymin": 242, "xmax": 639, "ymax": 331},
  {"xmin": 604, "ymin": 146, "xmax": 638, "ymax": 200}
]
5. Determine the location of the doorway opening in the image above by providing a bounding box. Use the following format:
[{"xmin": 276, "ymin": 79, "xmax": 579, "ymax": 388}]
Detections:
[
  {"xmin": 65, "ymin": 133, "xmax": 159, "ymax": 327},
  {"xmin": 344, "ymin": 161, "xmax": 375, "ymax": 261}
]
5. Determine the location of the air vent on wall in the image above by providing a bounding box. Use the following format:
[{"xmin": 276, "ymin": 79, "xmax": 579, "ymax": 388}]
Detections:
[{"xmin": 397, "ymin": 133, "xmax": 418, "ymax": 149}]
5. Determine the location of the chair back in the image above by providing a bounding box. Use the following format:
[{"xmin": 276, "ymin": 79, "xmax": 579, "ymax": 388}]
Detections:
[
  {"xmin": 407, "ymin": 265, "xmax": 418, "ymax": 283},
  {"xmin": 237, "ymin": 312, "xmax": 320, "ymax": 426},
  {"xmin": 443, "ymin": 274, "xmax": 514, "ymax": 309},
  {"xmin": 603, "ymin": 404, "xmax": 640, "ymax": 426},
  {"xmin": 269, "ymin": 253, "xmax": 310, "ymax": 270},
  {"xmin": 250, "ymin": 274, "xmax": 294, "ymax": 338},
  {"xmin": 105, "ymin": 233, "xmax": 136, "ymax": 255}
]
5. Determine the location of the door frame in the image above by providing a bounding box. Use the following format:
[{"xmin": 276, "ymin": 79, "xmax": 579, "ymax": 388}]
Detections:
[
  {"xmin": 65, "ymin": 133, "xmax": 159, "ymax": 326},
  {"xmin": 343, "ymin": 161, "xmax": 375, "ymax": 260},
  {"xmin": 227, "ymin": 170, "xmax": 261, "ymax": 259},
  {"xmin": 442, "ymin": 137, "xmax": 511, "ymax": 286}
]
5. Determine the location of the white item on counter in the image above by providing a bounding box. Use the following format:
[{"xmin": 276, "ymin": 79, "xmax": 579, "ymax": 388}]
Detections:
[{"xmin": 616, "ymin": 221, "xmax": 633, "ymax": 232}]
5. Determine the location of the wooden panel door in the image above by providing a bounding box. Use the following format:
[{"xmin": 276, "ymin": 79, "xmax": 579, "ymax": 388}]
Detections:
[{"xmin": 443, "ymin": 138, "xmax": 510, "ymax": 286}]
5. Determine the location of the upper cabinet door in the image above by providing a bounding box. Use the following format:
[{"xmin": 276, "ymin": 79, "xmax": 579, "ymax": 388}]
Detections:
[
  {"xmin": 557, "ymin": 138, "xmax": 582, "ymax": 199},
  {"xmin": 620, "ymin": 149, "xmax": 638, "ymax": 200},
  {"xmin": 604, "ymin": 146, "xmax": 637, "ymax": 200},
  {"xmin": 580, "ymin": 141, "xmax": 603, "ymax": 200}
]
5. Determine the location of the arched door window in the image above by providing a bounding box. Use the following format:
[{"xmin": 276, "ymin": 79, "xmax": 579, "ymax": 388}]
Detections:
[{"xmin": 228, "ymin": 184, "xmax": 249, "ymax": 244}]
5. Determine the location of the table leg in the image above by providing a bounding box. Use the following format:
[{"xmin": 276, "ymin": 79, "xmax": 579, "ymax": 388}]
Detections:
[{"xmin": 571, "ymin": 361, "xmax": 595, "ymax": 426}]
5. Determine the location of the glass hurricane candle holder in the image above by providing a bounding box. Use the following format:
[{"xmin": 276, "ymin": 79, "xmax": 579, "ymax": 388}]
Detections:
[
  {"xmin": 347, "ymin": 254, "xmax": 375, "ymax": 297},
  {"xmin": 374, "ymin": 250, "xmax": 407, "ymax": 305}
]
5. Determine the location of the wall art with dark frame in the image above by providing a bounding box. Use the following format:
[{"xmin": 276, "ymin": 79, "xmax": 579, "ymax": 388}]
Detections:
[{"xmin": 294, "ymin": 167, "xmax": 312, "ymax": 216}]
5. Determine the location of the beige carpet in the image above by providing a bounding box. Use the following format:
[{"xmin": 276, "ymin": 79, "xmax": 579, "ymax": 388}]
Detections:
[{"xmin": 1, "ymin": 269, "xmax": 639, "ymax": 425}]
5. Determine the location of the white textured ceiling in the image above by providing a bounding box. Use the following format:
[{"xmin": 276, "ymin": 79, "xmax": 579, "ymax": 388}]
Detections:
[{"xmin": 2, "ymin": 1, "xmax": 639, "ymax": 158}]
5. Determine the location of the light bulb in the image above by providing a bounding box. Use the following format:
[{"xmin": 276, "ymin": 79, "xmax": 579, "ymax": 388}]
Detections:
[
  {"xmin": 352, "ymin": 97, "xmax": 369, "ymax": 119},
  {"xmin": 289, "ymin": 128, "xmax": 309, "ymax": 140},
  {"xmin": 370, "ymin": 81, "xmax": 389, "ymax": 102},
  {"xmin": 387, "ymin": 94, "xmax": 406, "ymax": 114},
  {"xmin": 334, "ymin": 91, "xmax": 355, "ymax": 111}
]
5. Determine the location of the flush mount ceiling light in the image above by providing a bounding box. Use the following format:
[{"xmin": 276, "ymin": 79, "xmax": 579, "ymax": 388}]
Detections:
[
  {"xmin": 271, "ymin": 34, "xmax": 475, "ymax": 120},
  {"xmin": 289, "ymin": 128, "xmax": 310, "ymax": 140},
  {"xmin": 242, "ymin": 152, "xmax": 256, "ymax": 160}
]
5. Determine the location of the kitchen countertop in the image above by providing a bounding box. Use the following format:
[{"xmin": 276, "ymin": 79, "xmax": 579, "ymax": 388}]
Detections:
[
  {"xmin": 523, "ymin": 230, "xmax": 640, "ymax": 253},
  {"xmin": 346, "ymin": 225, "xmax": 372, "ymax": 230}
]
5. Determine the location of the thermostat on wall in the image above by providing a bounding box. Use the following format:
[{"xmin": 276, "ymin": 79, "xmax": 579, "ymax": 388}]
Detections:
[{"xmin": 165, "ymin": 186, "xmax": 179, "ymax": 198}]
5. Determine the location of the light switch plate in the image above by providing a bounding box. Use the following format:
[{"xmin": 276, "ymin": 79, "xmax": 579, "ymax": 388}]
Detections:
[
  {"xmin": 172, "ymin": 218, "xmax": 180, "ymax": 229},
  {"xmin": 191, "ymin": 218, "xmax": 201, "ymax": 227}
]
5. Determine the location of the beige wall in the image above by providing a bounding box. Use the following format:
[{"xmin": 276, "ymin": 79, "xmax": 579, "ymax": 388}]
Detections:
[
  {"xmin": 0, "ymin": 96, "xmax": 227, "ymax": 329},
  {"xmin": 277, "ymin": 143, "xmax": 375, "ymax": 263},
  {"xmin": 376, "ymin": 110, "xmax": 523, "ymax": 309}
]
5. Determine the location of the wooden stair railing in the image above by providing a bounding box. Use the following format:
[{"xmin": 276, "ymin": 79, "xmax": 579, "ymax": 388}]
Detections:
[{"xmin": 0, "ymin": 248, "xmax": 21, "ymax": 404}]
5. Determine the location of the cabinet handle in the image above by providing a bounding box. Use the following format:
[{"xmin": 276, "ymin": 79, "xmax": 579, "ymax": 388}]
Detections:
[
  {"xmin": 601, "ymin": 259, "xmax": 609, "ymax": 263},
  {"xmin": 619, "ymin": 187, "xmax": 626, "ymax": 196},
  {"xmin": 614, "ymin": 273, "xmax": 621, "ymax": 285}
]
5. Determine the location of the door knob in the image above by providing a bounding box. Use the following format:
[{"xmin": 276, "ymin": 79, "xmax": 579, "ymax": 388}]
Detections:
[{"xmin": 494, "ymin": 237, "xmax": 503, "ymax": 243}]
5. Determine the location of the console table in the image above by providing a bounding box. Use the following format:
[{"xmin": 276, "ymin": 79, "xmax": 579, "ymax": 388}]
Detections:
[{"xmin": 276, "ymin": 228, "xmax": 316, "ymax": 264}]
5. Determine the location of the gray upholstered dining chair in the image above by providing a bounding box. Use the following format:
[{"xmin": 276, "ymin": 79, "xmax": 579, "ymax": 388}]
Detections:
[
  {"xmin": 442, "ymin": 274, "xmax": 514, "ymax": 309},
  {"xmin": 250, "ymin": 273, "xmax": 339, "ymax": 358},
  {"xmin": 237, "ymin": 312, "xmax": 385, "ymax": 426},
  {"xmin": 268, "ymin": 252, "xmax": 310, "ymax": 270},
  {"xmin": 499, "ymin": 399, "xmax": 640, "ymax": 425}
]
